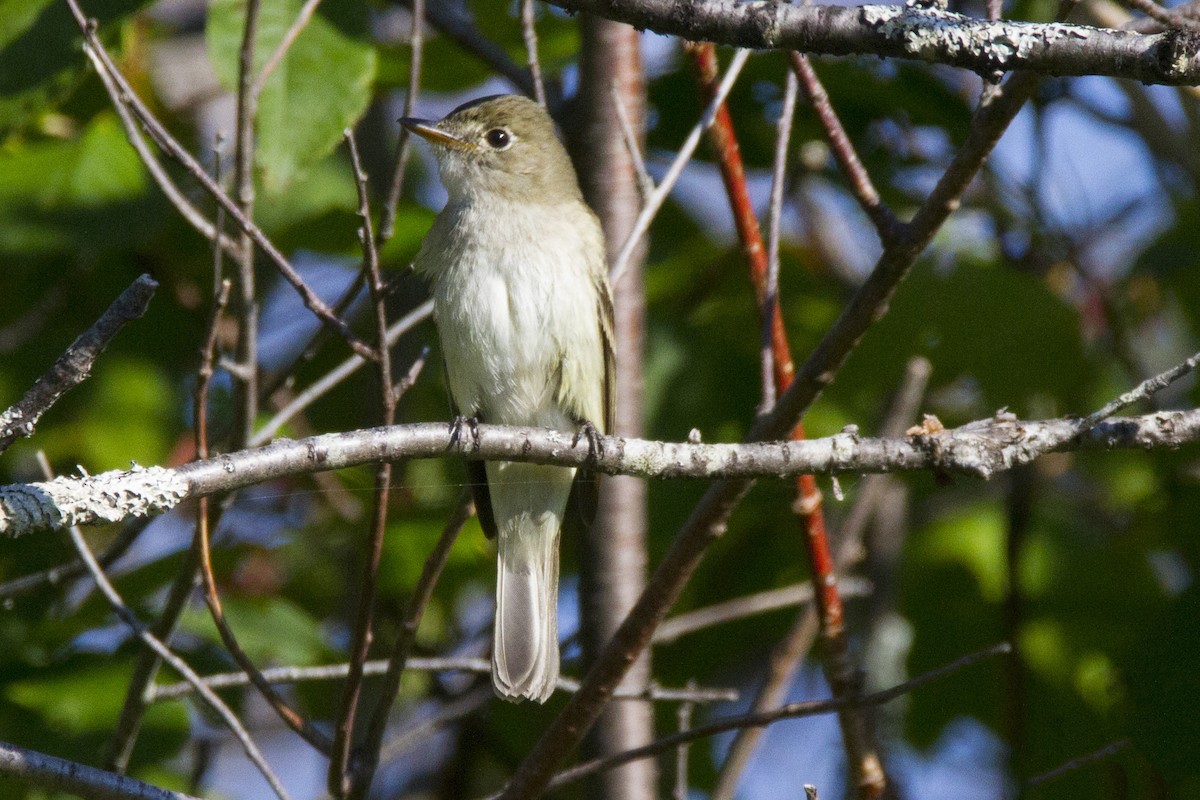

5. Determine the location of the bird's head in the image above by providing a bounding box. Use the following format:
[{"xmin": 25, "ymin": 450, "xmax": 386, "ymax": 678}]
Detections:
[{"xmin": 401, "ymin": 94, "xmax": 582, "ymax": 204}]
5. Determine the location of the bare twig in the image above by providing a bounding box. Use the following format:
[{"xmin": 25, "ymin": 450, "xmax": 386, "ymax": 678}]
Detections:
[
  {"xmin": 1027, "ymin": 738, "xmax": 1133, "ymax": 786},
  {"xmin": 652, "ymin": 577, "xmax": 873, "ymax": 645},
  {"xmin": 230, "ymin": 0, "xmax": 263, "ymax": 449},
  {"xmin": 610, "ymin": 82, "xmax": 655, "ymax": 199},
  {"xmin": 85, "ymin": 52, "xmax": 237, "ymax": 258},
  {"xmin": 789, "ymin": 53, "xmax": 899, "ymax": 243},
  {"xmin": 0, "ymin": 740, "xmax": 202, "ymax": 800},
  {"xmin": 105, "ymin": 553, "xmax": 200, "ymax": 772},
  {"xmin": 380, "ymin": 0, "xmax": 425, "ymax": 243},
  {"xmin": 609, "ymin": 48, "xmax": 751, "ymax": 287},
  {"xmin": 714, "ymin": 359, "xmax": 931, "ymax": 799},
  {"xmin": 674, "ymin": 690, "xmax": 694, "ymax": 800},
  {"xmin": 520, "ymin": 0, "xmax": 548, "ymax": 107},
  {"xmin": 252, "ymin": 301, "xmax": 433, "ymax": 446},
  {"xmin": 192, "ymin": 278, "xmax": 333, "ymax": 754},
  {"xmin": 149, "ymin": 657, "xmax": 737, "ymax": 704},
  {"xmin": 0, "ymin": 275, "xmax": 156, "ymax": 454},
  {"xmin": 330, "ymin": 132, "xmax": 398, "ymax": 799},
  {"xmin": 397, "ymin": 0, "xmax": 538, "ymax": 98},
  {"xmin": 254, "ymin": 0, "xmax": 326, "ymax": 94},
  {"xmin": 0, "ymin": 518, "xmax": 148, "ymax": 601},
  {"xmin": 375, "ymin": 686, "xmax": 493, "ymax": 765},
  {"xmin": 761, "ymin": 67, "xmax": 798, "ymax": 412}
]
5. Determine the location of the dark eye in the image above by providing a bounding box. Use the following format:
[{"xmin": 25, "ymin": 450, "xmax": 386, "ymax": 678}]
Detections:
[{"xmin": 485, "ymin": 128, "xmax": 511, "ymax": 149}]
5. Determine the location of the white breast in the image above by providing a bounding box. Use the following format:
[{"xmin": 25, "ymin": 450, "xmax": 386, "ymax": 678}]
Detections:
[{"xmin": 421, "ymin": 196, "xmax": 605, "ymax": 431}]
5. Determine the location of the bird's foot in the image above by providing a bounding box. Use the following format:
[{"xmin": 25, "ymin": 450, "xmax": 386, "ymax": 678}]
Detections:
[
  {"xmin": 449, "ymin": 414, "xmax": 482, "ymax": 452},
  {"xmin": 572, "ymin": 420, "xmax": 605, "ymax": 463}
]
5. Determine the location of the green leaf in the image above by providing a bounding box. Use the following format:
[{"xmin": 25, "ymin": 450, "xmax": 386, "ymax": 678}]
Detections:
[
  {"xmin": 0, "ymin": 112, "xmax": 152, "ymax": 254},
  {"xmin": 206, "ymin": 0, "xmax": 377, "ymax": 191},
  {"xmin": 181, "ymin": 596, "xmax": 329, "ymax": 666}
]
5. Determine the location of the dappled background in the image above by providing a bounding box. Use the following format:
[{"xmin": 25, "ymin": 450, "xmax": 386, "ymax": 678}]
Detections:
[{"xmin": 2, "ymin": 0, "xmax": 1200, "ymax": 797}]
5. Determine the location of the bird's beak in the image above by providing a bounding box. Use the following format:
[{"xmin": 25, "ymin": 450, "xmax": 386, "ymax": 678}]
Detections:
[{"xmin": 399, "ymin": 118, "xmax": 472, "ymax": 150}]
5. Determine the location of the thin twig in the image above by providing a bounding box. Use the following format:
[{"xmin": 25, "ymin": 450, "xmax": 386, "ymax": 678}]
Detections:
[
  {"xmin": 87, "ymin": 53, "xmax": 237, "ymax": 259},
  {"xmin": 0, "ymin": 518, "xmax": 148, "ymax": 601},
  {"xmin": 651, "ymin": 577, "xmax": 873, "ymax": 645},
  {"xmin": 788, "ymin": 53, "xmax": 900, "ymax": 243},
  {"xmin": 392, "ymin": 346, "xmax": 430, "ymax": 398},
  {"xmin": 398, "ymin": 0, "xmax": 539, "ymax": 98},
  {"xmin": 254, "ymin": 0, "xmax": 325, "ymax": 95},
  {"xmin": 348, "ymin": 492, "xmax": 472, "ymax": 800},
  {"xmin": 380, "ymin": 0, "xmax": 425, "ymax": 243},
  {"xmin": 42, "ymin": 453, "xmax": 290, "ymax": 800},
  {"xmin": 253, "ymin": 301, "xmax": 432, "ymax": 446},
  {"xmin": 104, "ymin": 552, "xmax": 201, "ymax": 772},
  {"xmin": 610, "ymin": 81, "xmax": 654, "ymax": 200},
  {"xmin": 1027, "ymin": 738, "xmax": 1133, "ymax": 787},
  {"xmin": 760, "ymin": 67, "xmax": 798, "ymax": 413},
  {"xmin": 520, "ymin": 0, "xmax": 548, "ymax": 107},
  {"xmin": 0, "ymin": 275, "xmax": 157, "ymax": 453},
  {"xmin": 149, "ymin": 656, "xmax": 737, "ymax": 704},
  {"xmin": 231, "ymin": 0, "xmax": 262, "ymax": 450},
  {"xmin": 609, "ymin": 48, "xmax": 751, "ymax": 288},
  {"xmin": 375, "ymin": 686, "xmax": 493, "ymax": 765}
]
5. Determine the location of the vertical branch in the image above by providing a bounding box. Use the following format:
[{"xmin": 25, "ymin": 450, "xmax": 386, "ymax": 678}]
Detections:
[
  {"xmin": 521, "ymin": 0, "xmax": 549, "ymax": 107},
  {"xmin": 760, "ymin": 68, "xmax": 798, "ymax": 412},
  {"xmin": 688, "ymin": 43, "xmax": 887, "ymax": 799},
  {"xmin": 231, "ymin": 0, "xmax": 263, "ymax": 450},
  {"xmin": 329, "ymin": 133, "xmax": 398, "ymax": 799},
  {"xmin": 574, "ymin": 15, "xmax": 655, "ymax": 800},
  {"xmin": 380, "ymin": 0, "xmax": 425, "ymax": 243}
]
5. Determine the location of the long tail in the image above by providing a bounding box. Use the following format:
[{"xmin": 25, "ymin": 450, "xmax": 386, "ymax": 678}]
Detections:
[{"xmin": 488, "ymin": 461, "xmax": 574, "ymax": 703}]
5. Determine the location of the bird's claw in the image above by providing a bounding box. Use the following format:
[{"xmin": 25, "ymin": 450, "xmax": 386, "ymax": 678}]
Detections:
[
  {"xmin": 449, "ymin": 414, "xmax": 482, "ymax": 451},
  {"xmin": 572, "ymin": 420, "xmax": 604, "ymax": 463}
]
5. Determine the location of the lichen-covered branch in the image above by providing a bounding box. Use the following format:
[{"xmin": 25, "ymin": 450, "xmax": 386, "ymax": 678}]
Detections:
[
  {"xmin": 1, "ymin": 409, "xmax": 1197, "ymax": 538},
  {"xmin": 0, "ymin": 275, "xmax": 157, "ymax": 454},
  {"xmin": 542, "ymin": 0, "xmax": 1200, "ymax": 85}
]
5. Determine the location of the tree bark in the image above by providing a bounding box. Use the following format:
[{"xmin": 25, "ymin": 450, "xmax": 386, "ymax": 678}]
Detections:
[{"xmin": 572, "ymin": 15, "xmax": 656, "ymax": 800}]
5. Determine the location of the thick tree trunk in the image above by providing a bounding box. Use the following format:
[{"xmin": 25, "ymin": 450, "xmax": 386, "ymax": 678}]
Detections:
[{"xmin": 571, "ymin": 16, "xmax": 655, "ymax": 800}]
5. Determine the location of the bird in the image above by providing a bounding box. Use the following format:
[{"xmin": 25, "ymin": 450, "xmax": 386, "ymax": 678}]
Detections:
[{"xmin": 402, "ymin": 95, "xmax": 614, "ymax": 703}]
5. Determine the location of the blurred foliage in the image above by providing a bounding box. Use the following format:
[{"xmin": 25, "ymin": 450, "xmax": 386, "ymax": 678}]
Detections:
[{"xmin": 0, "ymin": 1, "xmax": 1199, "ymax": 799}]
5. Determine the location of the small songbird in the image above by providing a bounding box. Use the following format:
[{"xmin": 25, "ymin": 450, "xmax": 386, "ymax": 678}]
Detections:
[{"xmin": 402, "ymin": 95, "xmax": 614, "ymax": 703}]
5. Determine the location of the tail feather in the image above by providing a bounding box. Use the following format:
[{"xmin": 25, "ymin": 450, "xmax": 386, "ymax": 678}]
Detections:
[{"xmin": 488, "ymin": 461, "xmax": 573, "ymax": 703}]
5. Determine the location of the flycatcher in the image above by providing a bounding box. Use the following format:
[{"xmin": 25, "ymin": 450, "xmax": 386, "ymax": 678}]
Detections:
[{"xmin": 402, "ymin": 95, "xmax": 614, "ymax": 703}]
